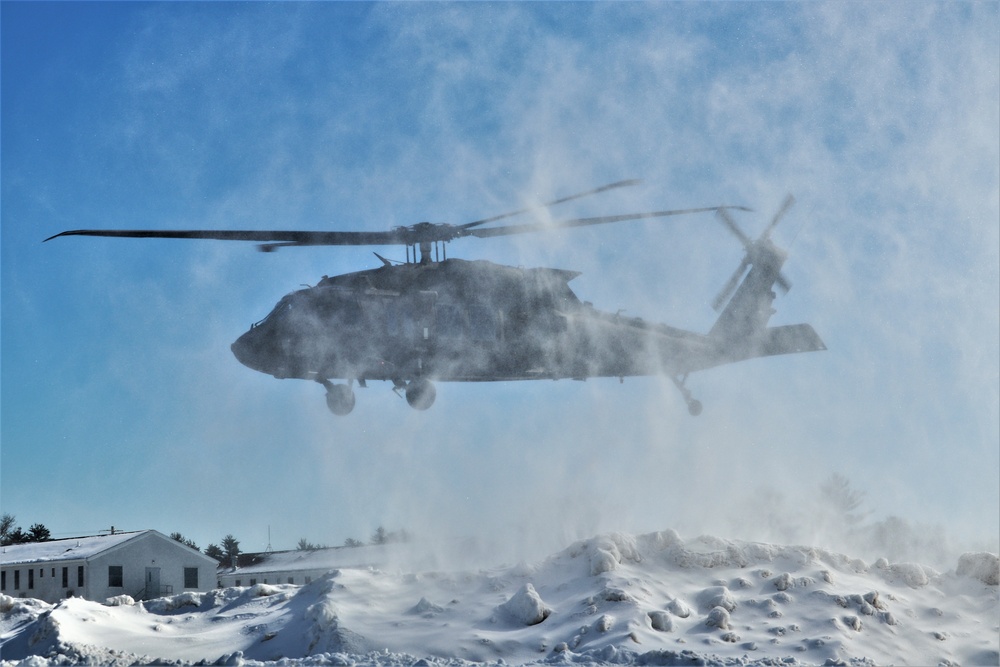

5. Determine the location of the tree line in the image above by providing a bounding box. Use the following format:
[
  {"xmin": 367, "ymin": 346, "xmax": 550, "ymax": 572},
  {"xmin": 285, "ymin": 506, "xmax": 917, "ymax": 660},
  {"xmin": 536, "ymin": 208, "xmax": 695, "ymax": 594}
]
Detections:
[
  {"xmin": 0, "ymin": 514, "xmax": 50, "ymax": 545},
  {"xmin": 2, "ymin": 515, "xmax": 409, "ymax": 560}
]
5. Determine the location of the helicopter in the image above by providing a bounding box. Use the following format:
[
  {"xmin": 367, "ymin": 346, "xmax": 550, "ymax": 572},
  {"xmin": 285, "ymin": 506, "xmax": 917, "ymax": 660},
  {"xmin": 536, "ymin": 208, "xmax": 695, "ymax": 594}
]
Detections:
[{"xmin": 45, "ymin": 180, "xmax": 825, "ymax": 416}]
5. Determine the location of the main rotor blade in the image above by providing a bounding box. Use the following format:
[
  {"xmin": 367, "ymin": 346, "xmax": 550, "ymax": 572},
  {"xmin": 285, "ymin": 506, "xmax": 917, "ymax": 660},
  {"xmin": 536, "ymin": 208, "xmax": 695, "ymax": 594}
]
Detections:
[
  {"xmin": 776, "ymin": 273, "xmax": 792, "ymax": 293},
  {"xmin": 464, "ymin": 206, "xmax": 751, "ymax": 239},
  {"xmin": 459, "ymin": 179, "xmax": 643, "ymax": 230},
  {"xmin": 715, "ymin": 207, "xmax": 753, "ymax": 249},
  {"xmin": 762, "ymin": 194, "xmax": 795, "ymax": 239},
  {"xmin": 44, "ymin": 228, "xmax": 415, "ymax": 247}
]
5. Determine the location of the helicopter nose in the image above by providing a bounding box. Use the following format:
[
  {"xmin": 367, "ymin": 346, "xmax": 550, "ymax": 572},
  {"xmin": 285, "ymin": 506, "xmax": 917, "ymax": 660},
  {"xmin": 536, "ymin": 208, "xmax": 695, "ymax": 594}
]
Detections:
[{"xmin": 231, "ymin": 328, "xmax": 268, "ymax": 373}]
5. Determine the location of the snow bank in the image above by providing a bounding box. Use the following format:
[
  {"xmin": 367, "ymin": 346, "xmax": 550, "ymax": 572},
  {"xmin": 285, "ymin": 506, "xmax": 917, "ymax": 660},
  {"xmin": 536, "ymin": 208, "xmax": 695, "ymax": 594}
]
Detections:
[
  {"xmin": 2, "ymin": 530, "xmax": 997, "ymax": 666},
  {"xmin": 495, "ymin": 583, "xmax": 551, "ymax": 626},
  {"xmin": 957, "ymin": 552, "xmax": 1000, "ymax": 585}
]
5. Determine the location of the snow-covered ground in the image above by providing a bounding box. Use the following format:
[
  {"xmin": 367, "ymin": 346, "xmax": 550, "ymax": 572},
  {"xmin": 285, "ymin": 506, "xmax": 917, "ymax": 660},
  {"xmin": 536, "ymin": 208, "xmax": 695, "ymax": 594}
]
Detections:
[{"xmin": 2, "ymin": 530, "xmax": 997, "ymax": 666}]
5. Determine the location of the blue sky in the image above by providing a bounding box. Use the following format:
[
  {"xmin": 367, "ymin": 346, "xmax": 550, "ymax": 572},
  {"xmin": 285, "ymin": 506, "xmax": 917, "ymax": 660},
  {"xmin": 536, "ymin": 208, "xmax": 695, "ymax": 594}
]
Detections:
[{"xmin": 2, "ymin": 3, "xmax": 997, "ymax": 565}]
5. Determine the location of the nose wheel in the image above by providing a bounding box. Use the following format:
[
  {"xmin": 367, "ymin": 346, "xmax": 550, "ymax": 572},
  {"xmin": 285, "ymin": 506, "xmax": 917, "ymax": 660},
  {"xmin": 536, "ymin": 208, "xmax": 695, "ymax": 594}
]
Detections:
[{"xmin": 320, "ymin": 379, "xmax": 356, "ymax": 416}]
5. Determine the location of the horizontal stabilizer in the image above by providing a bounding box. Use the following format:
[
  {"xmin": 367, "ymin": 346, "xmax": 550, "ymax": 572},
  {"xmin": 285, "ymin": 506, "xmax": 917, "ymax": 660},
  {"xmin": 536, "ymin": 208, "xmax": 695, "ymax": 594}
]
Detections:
[{"xmin": 758, "ymin": 324, "xmax": 827, "ymax": 358}]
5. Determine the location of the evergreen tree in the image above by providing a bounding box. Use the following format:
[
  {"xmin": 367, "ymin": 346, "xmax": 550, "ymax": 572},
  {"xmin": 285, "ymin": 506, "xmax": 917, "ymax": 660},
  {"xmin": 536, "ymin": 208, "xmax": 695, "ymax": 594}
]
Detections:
[
  {"xmin": 170, "ymin": 532, "xmax": 200, "ymax": 551},
  {"xmin": 5, "ymin": 527, "xmax": 28, "ymax": 545},
  {"xmin": 27, "ymin": 523, "xmax": 51, "ymax": 542},
  {"xmin": 221, "ymin": 534, "xmax": 241, "ymax": 562},
  {"xmin": 205, "ymin": 543, "xmax": 225, "ymax": 561}
]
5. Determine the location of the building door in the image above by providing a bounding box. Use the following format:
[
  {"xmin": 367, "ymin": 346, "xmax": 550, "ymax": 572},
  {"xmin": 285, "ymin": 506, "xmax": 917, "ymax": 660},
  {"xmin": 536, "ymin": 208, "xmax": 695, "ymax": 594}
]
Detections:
[{"xmin": 145, "ymin": 567, "xmax": 160, "ymax": 599}]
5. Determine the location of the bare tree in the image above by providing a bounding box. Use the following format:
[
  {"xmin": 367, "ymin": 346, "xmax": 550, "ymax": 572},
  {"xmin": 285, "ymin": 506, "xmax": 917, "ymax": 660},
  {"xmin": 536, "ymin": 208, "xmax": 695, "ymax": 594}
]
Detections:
[{"xmin": 0, "ymin": 514, "xmax": 16, "ymax": 545}]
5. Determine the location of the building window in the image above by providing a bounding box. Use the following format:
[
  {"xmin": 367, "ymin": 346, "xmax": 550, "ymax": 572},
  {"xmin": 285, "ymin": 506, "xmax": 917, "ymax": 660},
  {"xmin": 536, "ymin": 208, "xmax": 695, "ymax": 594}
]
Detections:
[
  {"xmin": 14, "ymin": 570, "xmax": 20, "ymax": 590},
  {"xmin": 108, "ymin": 565, "xmax": 123, "ymax": 587},
  {"xmin": 78, "ymin": 566, "xmax": 84, "ymax": 587},
  {"xmin": 250, "ymin": 579, "xmax": 257, "ymax": 586},
  {"xmin": 62, "ymin": 567, "xmax": 69, "ymax": 588},
  {"xmin": 305, "ymin": 576, "xmax": 312, "ymax": 584},
  {"xmin": 288, "ymin": 577, "xmax": 294, "ymax": 584},
  {"xmin": 235, "ymin": 579, "xmax": 241, "ymax": 587},
  {"xmin": 1, "ymin": 570, "xmax": 6, "ymax": 590},
  {"xmin": 28, "ymin": 569, "xmax": 34, "ymax": 590},
  {"xmin": 184, "ymin": 567, "xmax": 198, "ymax": 589}
]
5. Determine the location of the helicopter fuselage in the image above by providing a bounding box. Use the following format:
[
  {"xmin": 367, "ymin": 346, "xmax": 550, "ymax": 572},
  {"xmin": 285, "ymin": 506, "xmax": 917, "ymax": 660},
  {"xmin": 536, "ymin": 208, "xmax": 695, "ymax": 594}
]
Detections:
[{"xmin": 230, "ymin": 258, "xmax": 721, "ymax": 388}]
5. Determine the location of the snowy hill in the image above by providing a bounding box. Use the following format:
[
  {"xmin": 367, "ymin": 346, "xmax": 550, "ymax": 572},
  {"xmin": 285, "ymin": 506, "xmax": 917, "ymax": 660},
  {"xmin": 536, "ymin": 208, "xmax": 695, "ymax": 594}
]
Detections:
[{"xmin": 2, "ymin": 530, "xmax": 997, "ymax": 666}]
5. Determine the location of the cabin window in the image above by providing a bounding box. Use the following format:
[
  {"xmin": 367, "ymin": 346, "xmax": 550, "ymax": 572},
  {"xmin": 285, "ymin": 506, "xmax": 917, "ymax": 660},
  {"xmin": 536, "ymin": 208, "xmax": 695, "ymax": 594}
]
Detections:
[
  {"xmin": 78, "ymin": 566, "xmax": 84, "ymax": 587},
  {"xmin": 336, "ymin": 298, "xmax": 363, "ymax": 326},
  {"xmin": 1, "ymin": 570, "xmax": 6, "ymax": 590},
  {"xmin": 14, "ymin": 570, "xmax": 19, "ymax": 590},
  {"xmin": 62, "ymin": 567, "xmax": 68, "ymax": 588},
  {"xmin": 108, "ymin": 565, "xmax": 123, "ymax": 587},
  {"xmin": 435, "ymin": 304, "xmax": 465, "ymax": 338},
  {"xmin": 387, "ymin": 302, "xmax": 419, "ymax": 338},
  {"xmin": 28, "ymin": 569, "xmax": 34, "ymax": 589},
  {"xmin": 250, "ymin": 578, "xmax": 257, "ymax": 586},
  {"xmin": 184, "ymin": 567, "xmax": 199, "ymax": 589},
  {"xmin": 288, "ymin": 577, "xmax": 294, "ymax": 584},
  {"xmin": 235, "ymin": 579, "xmax": 242, "ymax": 587}
]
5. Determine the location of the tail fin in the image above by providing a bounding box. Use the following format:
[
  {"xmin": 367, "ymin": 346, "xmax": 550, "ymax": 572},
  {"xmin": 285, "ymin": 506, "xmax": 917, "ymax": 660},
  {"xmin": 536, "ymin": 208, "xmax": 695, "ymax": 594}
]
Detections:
[
  {"xmin": 708, "ymin": 236, "xmax": 786, "ymax": 339},
  {"xmin": 708, "ymin": 197, "xmax": 825, "ymax": 359}
]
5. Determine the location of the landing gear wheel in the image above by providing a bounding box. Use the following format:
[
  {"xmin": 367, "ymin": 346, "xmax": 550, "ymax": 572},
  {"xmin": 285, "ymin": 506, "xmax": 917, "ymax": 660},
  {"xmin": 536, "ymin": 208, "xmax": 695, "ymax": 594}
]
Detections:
[
  {"xmin": 670, "ymin": 374, "xmax": 702, "ymax": 417},
  {"xmin": 405, "ymin": 379, "xmax": 436, "ymax": 411},
  {"xmin": 325, "ymin": 383, "xmax": 356, "ymax": 416}
]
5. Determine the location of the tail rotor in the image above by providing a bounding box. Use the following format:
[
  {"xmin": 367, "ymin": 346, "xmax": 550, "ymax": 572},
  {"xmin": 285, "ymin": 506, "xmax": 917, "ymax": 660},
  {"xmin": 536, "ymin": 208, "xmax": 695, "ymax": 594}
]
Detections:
[{"xmin": 711, "ymin": 195, "xmax": 795, "ymax": 312}]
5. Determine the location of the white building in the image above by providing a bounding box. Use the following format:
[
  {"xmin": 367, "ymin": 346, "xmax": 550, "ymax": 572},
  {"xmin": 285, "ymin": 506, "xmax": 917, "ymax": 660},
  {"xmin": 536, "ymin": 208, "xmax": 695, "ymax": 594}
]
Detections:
[
  {"xmin": 217, "ymin": 542, "xmax": 439, "ymax": 588},
  {"xmin": 0, "ymin": 530, "xmax": 219, "ymax": 603}
]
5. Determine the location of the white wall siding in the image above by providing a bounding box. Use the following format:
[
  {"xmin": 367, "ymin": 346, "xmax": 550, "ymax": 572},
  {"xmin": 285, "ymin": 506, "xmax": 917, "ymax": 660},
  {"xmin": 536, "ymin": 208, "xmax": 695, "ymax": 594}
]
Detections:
[
  {"xmin": 1, "ymin": 559, "xmax": 86, "ymax": 601},
  {"xmin": 0, "ymin": 531, "xmax": 218, "ymax": 604}
]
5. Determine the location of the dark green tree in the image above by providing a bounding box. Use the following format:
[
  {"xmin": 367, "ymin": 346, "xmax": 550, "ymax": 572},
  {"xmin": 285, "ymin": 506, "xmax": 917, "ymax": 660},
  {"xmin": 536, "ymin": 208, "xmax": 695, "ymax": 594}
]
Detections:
[
  {"xmin": 5, "ymin": 527, "xmax": 28, "ymax": 545},
  {"xmin": 205, "ymin": 543, "xmax": 225, "ymax": 561},
  {"xmin": 27, "ymin": 523, "xmax": 51, "ymax": 542},
  {"xmin": 221, "ymin": 534, "xmax": 241, "ymax": 562},
  {"xmin": 170, "ymin": 532, "xmax": 200, "ymax": 551}
]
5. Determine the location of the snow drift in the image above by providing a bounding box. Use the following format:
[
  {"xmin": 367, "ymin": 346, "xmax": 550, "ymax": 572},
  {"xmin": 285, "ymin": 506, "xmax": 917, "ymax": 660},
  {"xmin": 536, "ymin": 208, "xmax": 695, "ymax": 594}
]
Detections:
[{"xmin": 2, "ymin": 530, "xmax": 997, "ymax": 666}]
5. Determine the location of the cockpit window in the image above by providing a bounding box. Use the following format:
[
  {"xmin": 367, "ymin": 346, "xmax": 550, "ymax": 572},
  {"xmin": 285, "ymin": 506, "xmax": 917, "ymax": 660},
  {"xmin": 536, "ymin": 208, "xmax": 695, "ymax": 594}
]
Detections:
[{"xmin": 253, "ymin": 295, "xmax": 293, "ymax": 328}]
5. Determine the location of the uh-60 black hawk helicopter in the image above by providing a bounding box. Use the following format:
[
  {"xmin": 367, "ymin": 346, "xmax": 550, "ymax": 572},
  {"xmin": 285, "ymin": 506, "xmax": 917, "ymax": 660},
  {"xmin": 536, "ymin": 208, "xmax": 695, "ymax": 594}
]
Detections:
[{"xmin": 46, "ymin": 180, "xmax": 825, "ymax": 416}]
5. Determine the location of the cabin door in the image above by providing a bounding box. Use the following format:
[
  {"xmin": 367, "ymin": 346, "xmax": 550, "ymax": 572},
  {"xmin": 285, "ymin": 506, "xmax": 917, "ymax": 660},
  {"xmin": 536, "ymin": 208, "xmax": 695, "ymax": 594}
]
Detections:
[{"xmin": 145, "ymin": 567, "xmax": 161, "ymax": 598}]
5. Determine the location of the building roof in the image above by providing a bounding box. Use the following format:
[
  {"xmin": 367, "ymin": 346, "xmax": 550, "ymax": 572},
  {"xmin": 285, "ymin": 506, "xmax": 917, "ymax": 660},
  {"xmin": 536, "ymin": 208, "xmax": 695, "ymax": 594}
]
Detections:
[
  {"xmin": 219, "ymin": 542, "xmax": 421, "ymax": 577},
  {"xmin": 1, "ymin": 530, "xmax": 148, "ymax": 566}
]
